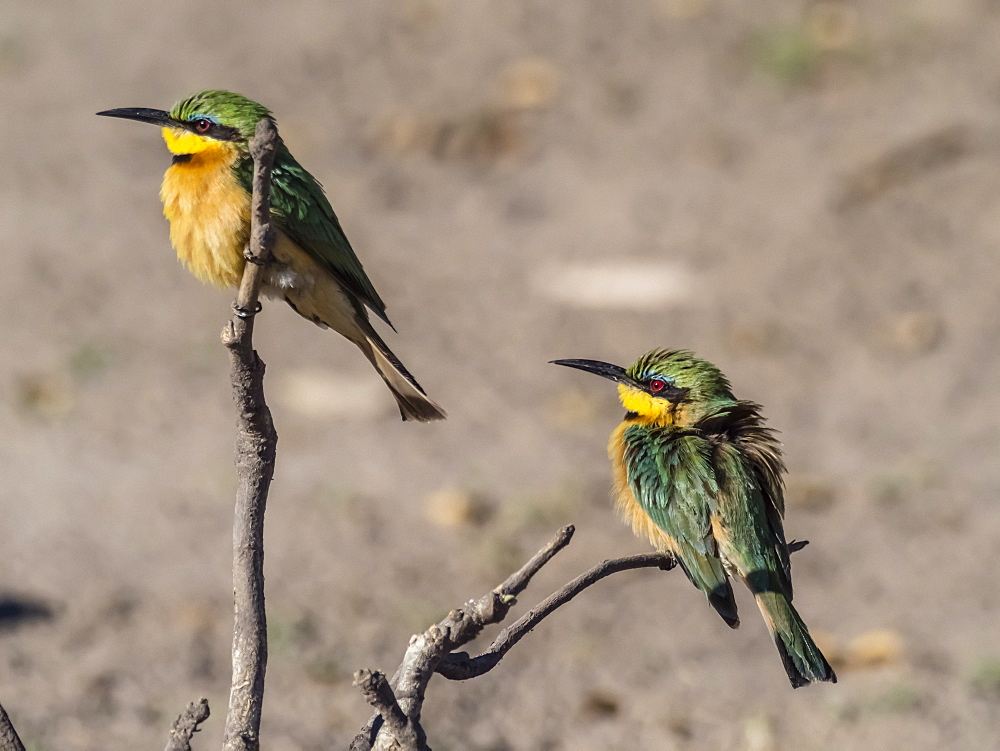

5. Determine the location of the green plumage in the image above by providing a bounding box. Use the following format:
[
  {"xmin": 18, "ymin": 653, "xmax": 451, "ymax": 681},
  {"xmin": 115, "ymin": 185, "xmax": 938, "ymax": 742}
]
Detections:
[
  {"xmin": 98, "ymin": 89, "xmax": 445, "ymax": 421},
  {"xmin": 621, "ymin": 425, "xmax": 739, "ymax": 626},
  {"xmin": 171, "ymin": 90, "xmax": 393, "ymax": 328},
  {"xmin": 553, "ymin": 350, "xmax": 836, "ymax": 687}
]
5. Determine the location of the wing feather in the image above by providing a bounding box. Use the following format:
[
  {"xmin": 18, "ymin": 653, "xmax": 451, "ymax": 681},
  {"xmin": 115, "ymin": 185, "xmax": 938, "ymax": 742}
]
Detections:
[{"xmin": 235, "ymin": 144, "xmax": 391, "ymax": 326}]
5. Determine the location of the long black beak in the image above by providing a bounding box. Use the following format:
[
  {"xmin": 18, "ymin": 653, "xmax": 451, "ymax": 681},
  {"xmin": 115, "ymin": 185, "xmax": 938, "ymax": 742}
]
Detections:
[
  {"xmin": 96, "ymin": 107, "xmax": 174, "ymax": 127},
  {"xmin": 550, "ymin": 358, "xmax": 633, "ymax": 385}
]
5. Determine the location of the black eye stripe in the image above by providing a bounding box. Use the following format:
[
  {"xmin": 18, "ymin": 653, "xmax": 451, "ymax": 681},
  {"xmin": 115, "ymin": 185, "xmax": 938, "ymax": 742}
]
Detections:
[
  {"xmin": 184, "ymin": 120, "xmax": 242, "ymax": 142},
  {"xmin": 643, "ymin": 376, "xmax": 689, "ymax": 401}
]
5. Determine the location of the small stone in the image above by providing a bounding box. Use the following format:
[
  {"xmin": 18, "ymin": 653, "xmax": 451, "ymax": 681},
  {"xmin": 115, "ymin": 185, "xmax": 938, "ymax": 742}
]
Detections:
[
  {"xmin": 424, "ymin": 487, "xmax": 490, "ymax": 528},
  {"xmin": 497, "ymin": 58, "xmax": 562, "ymax": 110},
  {"xmin": 886, "ymin": 312, "xmax": 945, "ymax": 355},
  {"xmin": 846, "ymin": 629, "xmax": 905, "ymax": 669}
]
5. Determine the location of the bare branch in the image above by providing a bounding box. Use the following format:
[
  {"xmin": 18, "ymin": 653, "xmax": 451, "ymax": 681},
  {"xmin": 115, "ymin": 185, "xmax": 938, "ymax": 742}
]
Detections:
[
  {"xmin": 349, "ymin": 527, "xmax": 661, "ymax": 749},
  {"xmin": 437, "ymin": 551, "xmax": 675, "ymax": 680},
  {"xmin": 220, "ymin": 118, "xmax": 279, "ymax": 751},
  {"xmin": 164, "ymin": 698, "xmax": 210, "ymax": 751},
  {"xmin": 350, "ymin": 525, "xmax": 576, "ymax": 750},
  {"xmin": 0, "ymin": 700, "xmax": 26, "ymax": 751},
  {"xmin": 495, "ymin": 523, "xmax": 575, "ymax": 597},
  {"xmin": 353, "ymin": 670, "xmax": 420, "ymax": 750}
]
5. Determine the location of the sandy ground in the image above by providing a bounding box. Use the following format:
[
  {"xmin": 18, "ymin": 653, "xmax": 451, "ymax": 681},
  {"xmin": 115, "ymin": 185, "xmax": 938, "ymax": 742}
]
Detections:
[{"xmin": 2, "ymin": 1, "xmax": 1000, "ymax": 749}]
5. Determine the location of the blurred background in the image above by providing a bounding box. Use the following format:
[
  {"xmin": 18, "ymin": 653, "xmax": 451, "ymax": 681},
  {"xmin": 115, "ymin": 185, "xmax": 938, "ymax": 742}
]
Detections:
[{"xmin": 2, "ymin": 1, "xmax": 999, "ymax": 749}]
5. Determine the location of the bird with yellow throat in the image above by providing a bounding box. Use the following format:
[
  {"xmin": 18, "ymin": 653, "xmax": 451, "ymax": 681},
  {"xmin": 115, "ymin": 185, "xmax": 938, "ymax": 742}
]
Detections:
[
  {"xmin": 552, "ymin": 349, "xmax": 835, "ymax": 688},
  {"xmin": 98, "ymin": 90, "xmax": 445, "ymax": 422}
]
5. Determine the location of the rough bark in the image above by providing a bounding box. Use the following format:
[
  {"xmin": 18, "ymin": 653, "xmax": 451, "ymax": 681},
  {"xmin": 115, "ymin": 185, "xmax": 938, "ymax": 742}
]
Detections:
[
  {"xmin": 219, "ymin": 118, "xmax": 279, "ymax": 751},
  {"xmin": 164, "ymin": 698, "xmax": 211, "ymax": 751},
  {"xmin": 0, "ymin": 701, "xmax": 26, "ymax": 751},
  {"xmin": 350, "ymin": 526, "xmax": 678, "ymax": 750}
]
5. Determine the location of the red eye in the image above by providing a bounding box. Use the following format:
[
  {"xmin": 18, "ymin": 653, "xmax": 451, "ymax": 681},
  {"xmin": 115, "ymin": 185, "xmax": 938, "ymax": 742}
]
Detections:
[
  {"xmin": 194, "ymin": 118, "xmax": 212, "ymax": 133},
  {"xmin": 649, "ymin": 379, "xmax": 666, "ymax": 392}
]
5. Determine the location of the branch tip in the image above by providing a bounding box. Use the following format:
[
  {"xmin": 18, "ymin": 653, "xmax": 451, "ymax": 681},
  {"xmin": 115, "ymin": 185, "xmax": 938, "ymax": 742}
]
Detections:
[{"xmin": 164, "ymin": 698, "xmax": 210, "ymax": 751}]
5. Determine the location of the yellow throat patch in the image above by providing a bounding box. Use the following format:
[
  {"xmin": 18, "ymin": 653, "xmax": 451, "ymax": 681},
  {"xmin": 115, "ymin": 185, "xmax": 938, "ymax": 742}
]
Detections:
[
  {"xmin": 158, "ymin": 127, "xmax": 250, "ymax": 288},
  {"xmin": 617, "ymin": 384, "xmax": 689, "ymax": 427}
]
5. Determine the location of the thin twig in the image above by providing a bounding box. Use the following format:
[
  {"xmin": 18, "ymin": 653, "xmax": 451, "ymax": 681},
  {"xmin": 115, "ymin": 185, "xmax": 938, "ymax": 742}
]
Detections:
[
  {"xmin": 350, "ymin": 525, "xmax": 576, "ymax": 750},
  {"xmin": 436, "ymin": 541, "xmax": 814, "ymax": 679},
  {"xmin": 347, "ymin": 520, "xmax": 814, "ymax": 748},
  {"xmin": 437, "ymin": 552, "xmax": 675, "ymax": 680},
  {"xmin": 220, "ymin": 118, "xmax": 279, "ymax": 751},
  {"xmin": 0, "ymin": 700, "xmax": 26, "ymax": 751},
  {"xmin": 164, "ymin": 698, "xmax": 210, "ymax": 751}
]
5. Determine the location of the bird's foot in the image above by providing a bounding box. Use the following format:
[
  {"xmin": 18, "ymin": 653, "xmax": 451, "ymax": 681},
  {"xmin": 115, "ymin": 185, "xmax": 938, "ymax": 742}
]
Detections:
[
  {"xmin": 232, "ymin": 301, "xmax": 263, "ymax": 319},
  {"xmin": 243, "ymin": 248, "xmax": 271, "ymax": 266}
]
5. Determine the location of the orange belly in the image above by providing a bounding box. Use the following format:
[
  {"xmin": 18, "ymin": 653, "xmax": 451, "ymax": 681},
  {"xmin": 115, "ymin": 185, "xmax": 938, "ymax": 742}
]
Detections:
[{"xmin": 159, "ymin": 143, "xmax": 250, "ymax": 288}]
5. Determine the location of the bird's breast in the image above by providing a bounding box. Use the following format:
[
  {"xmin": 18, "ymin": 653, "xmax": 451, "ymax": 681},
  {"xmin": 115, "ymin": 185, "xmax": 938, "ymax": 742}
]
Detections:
[
  {"xmin": 159, "ymin": 143, "xmax": 250, "ymax": 288},
  {"xmin": 608, "ymin": 422, "xmax": 678, "ymax": 554}
]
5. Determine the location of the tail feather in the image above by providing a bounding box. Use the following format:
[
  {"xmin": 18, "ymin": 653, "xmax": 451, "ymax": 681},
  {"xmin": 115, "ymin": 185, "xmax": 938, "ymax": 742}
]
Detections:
[
  {"xmin": 754, "ymin": 591, "xmax": 836, "ymax": 688},
  {"xmin": 275, "ymin": 275, "xmax": 445, "ymax": 421},
  {"xmin": 708, "ymin": 583, "xmax": 740, "ymax": 630},
  {"xmin": 672, "ymin": 546, "xmax": 741, "ymax": 630},
  {"xmin": 360, "ymin": 334, "xmax": 446, "ymax": 422}
]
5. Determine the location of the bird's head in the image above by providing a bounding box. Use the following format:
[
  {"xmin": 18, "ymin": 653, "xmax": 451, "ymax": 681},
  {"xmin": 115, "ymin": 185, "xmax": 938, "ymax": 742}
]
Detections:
[
  {"xmin": 551, "ymin": 349, "xmax": 735, "ymax": 426},
  {"xmin": 98, "ymin": 90, "xmax": 273, "ymax": 157}
]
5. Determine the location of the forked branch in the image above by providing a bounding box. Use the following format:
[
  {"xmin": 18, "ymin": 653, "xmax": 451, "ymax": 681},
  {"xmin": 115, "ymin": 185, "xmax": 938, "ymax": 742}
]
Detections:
[{"xmin": 350, "ymin": 526, "xmax": 676, "ymax": 750}]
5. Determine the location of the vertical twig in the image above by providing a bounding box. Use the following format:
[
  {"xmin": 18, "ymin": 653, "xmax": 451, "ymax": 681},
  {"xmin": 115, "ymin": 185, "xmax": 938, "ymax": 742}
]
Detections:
[
  {"xmin": 220, "ymin": 118, "xmax": 279, "ymax": 751},
  {"xmin": 0, "ymin": 701, "xmax": 26, "ymax": 751}
]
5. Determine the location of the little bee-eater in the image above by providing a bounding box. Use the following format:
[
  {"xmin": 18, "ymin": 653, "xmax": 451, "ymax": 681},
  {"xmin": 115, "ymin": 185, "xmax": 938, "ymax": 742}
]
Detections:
[
  {"xmin": 552, "ymin": 349, "xmax": 836, "ymax": 688},
  {"xmin": 98, "ymin": 90, "xmax": 445, "ymax": 422}
]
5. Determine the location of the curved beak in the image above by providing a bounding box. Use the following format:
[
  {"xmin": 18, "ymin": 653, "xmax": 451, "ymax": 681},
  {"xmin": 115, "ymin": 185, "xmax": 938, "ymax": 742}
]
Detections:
[
  {"xmin": 96, "ymin": 107, "xmax": 174, "ymax": 127},
  {"xmin": 550, "ymin": 358, "xmax": 632, "ymax": 385}
]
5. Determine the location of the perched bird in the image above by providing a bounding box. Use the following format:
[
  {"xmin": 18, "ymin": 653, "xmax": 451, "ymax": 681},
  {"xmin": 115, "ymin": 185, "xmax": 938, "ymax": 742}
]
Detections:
[
  {"xmin": 98, "ymin": 90, "xmax": 445, "ymax": 421},
  {"xmin": 552, "ymin": 349, "xmax": 835, "ymax": 688}
]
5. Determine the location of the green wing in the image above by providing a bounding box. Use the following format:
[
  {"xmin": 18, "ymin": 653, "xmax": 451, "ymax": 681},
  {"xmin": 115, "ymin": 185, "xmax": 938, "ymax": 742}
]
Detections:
[
  {"xmin": 236, "ymin": 143, "xmax": 391, "ymax": 326},
  {"xmin": 701, "ymin": 402, "xmax": 792, "ymax": 597},
  {"xmin": 621, "ymin": 424, "xmax": 738, "ymax": 625},
  {"xmin": 713, "ymin": 441, "xmax": 793, "ymax": 599}
]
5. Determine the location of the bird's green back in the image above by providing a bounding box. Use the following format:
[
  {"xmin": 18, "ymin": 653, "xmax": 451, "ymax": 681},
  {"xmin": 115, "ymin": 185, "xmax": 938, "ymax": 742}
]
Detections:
[
  {"xmin": 232, "ymin": 145, "xmax": 390, "ymax": 326},
  {"xmin": 167, "ymin": 91, "xmax": 389, "ymax": 326},
  {"xmin": 621, "ymin": 404, "xmax": 793, "ymax": 603}
]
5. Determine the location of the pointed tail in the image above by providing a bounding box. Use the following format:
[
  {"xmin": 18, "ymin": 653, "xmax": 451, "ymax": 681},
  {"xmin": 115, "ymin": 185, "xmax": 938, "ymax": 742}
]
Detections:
[
  {"xmin": 359, "ymin": 333, "xmax": 446, "ymax": 422},
  {"xmin": 754, "ymin": 591, "xmax": 836, "ymax": 688}
]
